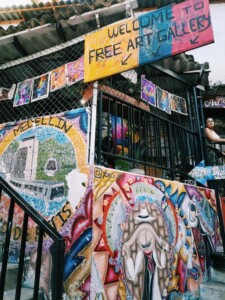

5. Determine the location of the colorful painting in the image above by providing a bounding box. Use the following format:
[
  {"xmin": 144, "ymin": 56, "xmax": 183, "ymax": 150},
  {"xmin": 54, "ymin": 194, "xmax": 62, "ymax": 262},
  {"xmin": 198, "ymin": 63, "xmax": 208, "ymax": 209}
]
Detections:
[
  {"xmin": 171, "ymin": 94, "xmax": 188, "ymax": 115},
  {"xmin": 111, "ymin": 115, "xmax": 145, "ymax": 170},
  {"xmin": 62, "ymin": 182, "xmax": 93, "ymax": 299},
  {"xmin": 92, "ymin": 166, "xmax": 222, "ymax": 300},
  {"xmin": 0, "ymin": 107, "xmax": 90, "ymax": 279},
  {"xmin": 0, "ymin": 84, "xmax": 16, "ymax": 101},
  {"xmin": 13, "ymin": 79, "xmax": 33, "ymax": 106},
  {"xmin": 157, "ymin": 87, "xmax": 171, "ymax": 114},
  {"xmin": 111, "ymin": 115, "xmax": 129, "ymax": 156},
  {"xmin": 50, "ymin": 65, "xmax": 66, "ymax": 92},
  {"xmin": 141, "ymin": 76, "xmax": 156, "ymax": 106},
  {"xmin": 84, "ymin": 0, "xmax": 213, "ymax": 82},
  {"xmin": 66, "ymin": 56, "xmax": 84, "ymax": 86},
  {"xmin": 204, "ymin": 96, "xmax": 225, "ymax": 108},
  {"xmin": 32, "ymin": 72, "xmax": 50, "ymax": 101},
  {"xmin": 0, "ymin": 154, "xmax": 222, "ymax": 300},
  {"xmin": 189, "ymin": 160, "xmax": 225, "ymax": 186}
]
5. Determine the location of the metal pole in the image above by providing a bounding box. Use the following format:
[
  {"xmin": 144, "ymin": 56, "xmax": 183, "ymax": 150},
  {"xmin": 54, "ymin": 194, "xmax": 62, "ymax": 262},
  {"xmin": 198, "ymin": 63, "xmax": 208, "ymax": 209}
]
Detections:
[
  {"xmin": 193, "ymin": 86, "xmax": 204, "ymax": 160},
  {"xmin": 198, "ymin": 94, "xmax": 209, "ymax": 166},
  {"xmin": 89, "ymin": 80, "xmax": 98, "ymax": 164}
]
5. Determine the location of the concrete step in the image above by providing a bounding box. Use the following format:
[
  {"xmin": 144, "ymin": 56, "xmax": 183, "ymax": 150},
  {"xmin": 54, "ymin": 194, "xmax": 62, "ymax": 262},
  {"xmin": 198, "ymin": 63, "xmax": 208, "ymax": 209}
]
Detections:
[
  {"xmin": 2, "ymin": 287, "xmax": 44, "ymax": 300},
  {"xmin": 200, "ymin": 280, "xmax": 225, "ymax": 300},
  {"xmin": 211, "ymin": 253, "xmax": 225, "ymax": 271},
  {"xmin": 209, "ymin": 266, "xmax": 225, "ymax": 284},
  {"xmin": 0, "ymin": 263, "xmax": 18, "ymax": 291}
]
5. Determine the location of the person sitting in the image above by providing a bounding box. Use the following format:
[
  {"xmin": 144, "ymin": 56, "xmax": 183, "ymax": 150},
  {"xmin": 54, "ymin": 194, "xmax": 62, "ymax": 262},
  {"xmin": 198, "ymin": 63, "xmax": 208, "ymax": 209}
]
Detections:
[{"xmin": 205, "ymin": 118, "xmax": 225, "ymax": 165}]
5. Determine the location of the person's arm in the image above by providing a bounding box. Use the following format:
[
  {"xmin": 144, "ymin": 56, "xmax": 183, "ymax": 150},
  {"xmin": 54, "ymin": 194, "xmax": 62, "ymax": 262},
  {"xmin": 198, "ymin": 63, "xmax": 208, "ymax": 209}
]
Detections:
[{"xmin": 205, "ymin": 128, "xmax": 225, "ymax": 143}]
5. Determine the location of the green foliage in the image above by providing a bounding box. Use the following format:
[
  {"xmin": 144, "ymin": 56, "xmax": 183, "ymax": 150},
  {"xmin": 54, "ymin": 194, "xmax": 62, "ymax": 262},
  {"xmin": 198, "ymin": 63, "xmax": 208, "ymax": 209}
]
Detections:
[{"xmin": 36, "ymin": 138, "xmax": 76, "ymax": 192}]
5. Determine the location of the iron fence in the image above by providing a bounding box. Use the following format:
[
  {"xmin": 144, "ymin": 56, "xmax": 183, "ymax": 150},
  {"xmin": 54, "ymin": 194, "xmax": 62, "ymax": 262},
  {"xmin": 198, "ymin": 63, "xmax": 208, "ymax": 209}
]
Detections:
[
  {"xmin": 0, "ymin": 177, "xmax": 65, "ymax": 300},
  {"xmin": 94, "ymin": 63, "xmax": 202, "ymax": 183},
  {"xmin": 0, "ymin": 36, "xmax": 86, "ymax": 123},
  {"xmin": 95, "ymin": 87, "xmax": 202, "ymax": 182},
  {"xmin": 0, "ymin": 36, "xmax": 203, "ymax": 182}
]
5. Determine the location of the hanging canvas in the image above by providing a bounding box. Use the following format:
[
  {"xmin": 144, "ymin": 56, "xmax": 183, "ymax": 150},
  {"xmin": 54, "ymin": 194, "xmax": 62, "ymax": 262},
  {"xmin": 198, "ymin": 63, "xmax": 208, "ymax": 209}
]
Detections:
[
  {"xmin": 111, "ymin": 115, "xmax": 129, "ymax": 156},
  {"xmin": 50, "ymin": 65, "xmax": 66, "ymax": 92},
  {"xmin": 0, "ymin": 84, "xmax": 16, "ymax": 101},
  {"xmin": 32, "ymin": 72, "xmax": 50, "ymax": 102},
  {"xmin": 141, "ymin": 76, "xmax": 156, "ymax": 107},
  {"xmin": 171, "ymin": 94, "xmax": 188, "ymax": 115},
  {"xmin": 13, "ymin": 79, "xmax": 33, "ymax": 107},
  {"xmin": 66, "ymin": 56, "xmax": 84, "ymax": 86},
  {"xmin": 157, "ymin": 87, "xmax": 171, "ymax": 114}
]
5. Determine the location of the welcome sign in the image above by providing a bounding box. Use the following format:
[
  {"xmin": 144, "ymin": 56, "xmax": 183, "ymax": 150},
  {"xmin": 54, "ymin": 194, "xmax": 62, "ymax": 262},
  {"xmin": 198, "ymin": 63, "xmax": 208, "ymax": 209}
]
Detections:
[{"xmin": 84, "ymin": 0, "xmax": 214, "ymax": 82}]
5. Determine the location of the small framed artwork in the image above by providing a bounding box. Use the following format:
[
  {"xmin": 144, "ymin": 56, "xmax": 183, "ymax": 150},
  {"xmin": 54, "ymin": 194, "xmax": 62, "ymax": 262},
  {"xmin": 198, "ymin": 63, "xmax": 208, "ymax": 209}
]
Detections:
[
  {"xmin": 50, "ymin": 65, "xmax": 66, "ymax": 92},
  {"xmin": 13, "ymin": 79, "xmax": 33, "ymax": 107},
  {"xmin": 157, "ymin": 87, "xmax": 171, "ymax": 114},
  {"xmin": 66, "ymin": 56, "xmax": 84, "ymax": 86},
  {"xmin": 141, "ymin": 76, "xmax": 156, "ymax": 107},
  {"xmin": 171, "ymin": 95, "xmax": 188, "ymax": 115},
  {"xmin": 0, "ymin": 84, "xmax": 16, "ymax": 101},
  {"xmin": 32, "ymin": 72, "xmax": 50, "ymax": 102}
]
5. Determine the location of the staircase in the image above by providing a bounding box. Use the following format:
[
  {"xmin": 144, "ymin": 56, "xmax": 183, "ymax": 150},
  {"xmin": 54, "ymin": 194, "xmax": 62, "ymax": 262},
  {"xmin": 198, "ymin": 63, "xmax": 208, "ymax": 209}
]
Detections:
[
  {"xmin": 200, "ymin": 253, "xmax": 225, "ymax": 300},
  {"xmin": 0, "ymin": 263, "xmax": 46, "ymax": 300},
  {"xmin": 0, "ymin": 177, "xmax": 65, "ymax": 300}
]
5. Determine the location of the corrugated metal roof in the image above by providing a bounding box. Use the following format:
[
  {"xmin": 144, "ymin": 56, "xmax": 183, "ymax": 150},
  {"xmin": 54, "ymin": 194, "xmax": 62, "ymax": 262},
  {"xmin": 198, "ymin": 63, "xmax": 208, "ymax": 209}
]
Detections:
[
  {"xmin": 0, "ymin": 0, "xmax": 212, "ymax": 86},
  {"xmin": 0, "ymin": 0, "xmax": 138, "ymax": 63},
  {"xmin": 1, "ymin": 0, "xmax": 222, "ymax": 37}
]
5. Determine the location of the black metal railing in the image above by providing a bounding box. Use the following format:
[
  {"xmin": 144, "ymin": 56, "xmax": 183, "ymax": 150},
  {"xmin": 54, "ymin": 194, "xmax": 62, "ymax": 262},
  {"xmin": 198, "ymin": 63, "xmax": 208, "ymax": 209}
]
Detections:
[
  {"xmin": 205, "ymin": 141, "xmax": 225, "ymax": 167},
  {"xmin": 0, "ymin": 177, "xmax": 65, "ymax": 300},
  {"xmin": 96, "ymin": 91, "xmax": 202, "ymax": 182}
]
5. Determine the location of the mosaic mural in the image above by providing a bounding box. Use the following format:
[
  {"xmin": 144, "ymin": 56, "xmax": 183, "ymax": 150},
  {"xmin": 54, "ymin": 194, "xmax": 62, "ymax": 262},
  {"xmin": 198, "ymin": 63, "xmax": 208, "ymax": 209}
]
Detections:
[{"xmin": 0, "ymin": 108, "xmax": 90, "ymax": 297}]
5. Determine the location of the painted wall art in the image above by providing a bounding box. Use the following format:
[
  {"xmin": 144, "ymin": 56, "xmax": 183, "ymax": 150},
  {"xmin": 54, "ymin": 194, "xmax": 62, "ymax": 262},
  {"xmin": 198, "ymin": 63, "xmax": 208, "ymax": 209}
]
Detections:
[
  {"xmin": 0, "ymin": 123, "xmax": 222, "ymax": 299},
  {"xmin": 92, "ymin": 166, "xmax": 222, "ymax": 300},
  {"xmin": 0, "ymin": 108, "xmax": 90, "ymax": 268}
]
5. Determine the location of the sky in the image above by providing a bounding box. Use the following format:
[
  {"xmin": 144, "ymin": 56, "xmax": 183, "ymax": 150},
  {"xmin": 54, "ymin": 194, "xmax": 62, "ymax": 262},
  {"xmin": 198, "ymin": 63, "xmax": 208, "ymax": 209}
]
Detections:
[
  {"xmin": 0, "ymin": 1, "xmax": 224, "ymax": 85},
  {"xmin": 187, "ymin": 3, "xmax": 225, "ymax": 85}
]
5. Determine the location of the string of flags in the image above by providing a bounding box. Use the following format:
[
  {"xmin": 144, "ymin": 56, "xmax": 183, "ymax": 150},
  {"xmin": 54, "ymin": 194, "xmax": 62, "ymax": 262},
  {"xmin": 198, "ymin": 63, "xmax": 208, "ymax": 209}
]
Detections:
[
  {"xmin": 141, "ymin": 75, "xmax": 188, "ymax": 115},
  {"xmin": 0, "ymin": 60, "xmax": 187, "ymax": 116}
]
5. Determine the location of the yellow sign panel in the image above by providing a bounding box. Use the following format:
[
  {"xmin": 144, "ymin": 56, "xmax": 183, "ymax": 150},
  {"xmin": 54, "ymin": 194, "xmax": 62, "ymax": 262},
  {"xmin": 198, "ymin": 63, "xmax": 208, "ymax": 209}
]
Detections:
[
  {"xmin": 84, "ymin": 0, "xmax": 214, "ymax": 83},
  {"xmin": 84, "ymin": 18, "xmax": 139, "ymax": 82}
]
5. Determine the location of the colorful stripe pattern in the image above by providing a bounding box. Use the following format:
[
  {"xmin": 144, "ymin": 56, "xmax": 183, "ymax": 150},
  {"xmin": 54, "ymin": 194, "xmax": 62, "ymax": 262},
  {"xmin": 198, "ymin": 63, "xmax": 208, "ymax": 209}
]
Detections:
[{"xmin": 84, "ymin": 0, "xmax": 213, "ymax": 82}]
